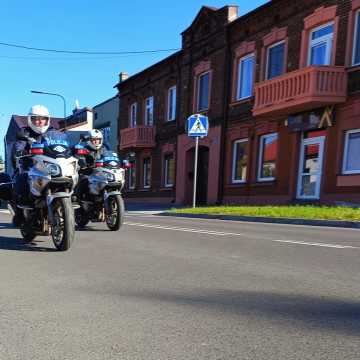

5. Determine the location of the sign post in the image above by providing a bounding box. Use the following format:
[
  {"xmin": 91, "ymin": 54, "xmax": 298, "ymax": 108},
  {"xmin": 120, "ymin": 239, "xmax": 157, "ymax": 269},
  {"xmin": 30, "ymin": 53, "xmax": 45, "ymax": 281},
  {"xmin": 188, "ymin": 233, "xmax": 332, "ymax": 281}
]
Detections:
[{"xmin": 187, "ymin": 114, "xmax": 209, "ymax": 208}]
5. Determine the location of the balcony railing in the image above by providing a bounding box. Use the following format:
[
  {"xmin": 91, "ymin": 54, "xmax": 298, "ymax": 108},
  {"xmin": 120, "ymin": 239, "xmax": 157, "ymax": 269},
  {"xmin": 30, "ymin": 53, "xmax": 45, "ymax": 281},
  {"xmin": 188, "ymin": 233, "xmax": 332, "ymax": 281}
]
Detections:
[
  {"xmin": 253, "ymin": 66, "xmax": 347, "ymax": 118},
  {"xmin": 120, "ymin": 126, "xmax": 155, "ymax": 150}
]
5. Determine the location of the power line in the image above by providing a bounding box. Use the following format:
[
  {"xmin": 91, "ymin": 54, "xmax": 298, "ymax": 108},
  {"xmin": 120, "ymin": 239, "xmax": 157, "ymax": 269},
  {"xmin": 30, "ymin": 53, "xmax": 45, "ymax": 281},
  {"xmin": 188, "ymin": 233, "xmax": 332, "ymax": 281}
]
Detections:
[
  {"xmin": 0, "ymin": 53, "xmax": 164, "ymax": 61},
  {"xmin": 0, "ymin": 41, "xmax": 179, "ymax": 55}
]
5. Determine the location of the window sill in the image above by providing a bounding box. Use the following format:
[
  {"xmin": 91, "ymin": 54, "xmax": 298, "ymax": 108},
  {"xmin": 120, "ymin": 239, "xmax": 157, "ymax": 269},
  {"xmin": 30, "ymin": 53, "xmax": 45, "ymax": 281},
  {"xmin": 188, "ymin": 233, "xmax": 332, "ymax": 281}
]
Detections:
[
  {"xmin": 228, "ymin": 181, "xmax": 247, "ymax": 186},
  {"xmin": 196, "ymin": 109, "xmax": 209, "ymax": 115},
  {"xmin": 346, "ymin": 65, "xmax": 360, "ymax": 73},
  {"xmin": 250, "ymin": 180, "xmax": 276, "ymax": 187},
  {"xmin": 338, "ymin": 171, "xmax": 360, "ymax": 176},
  {"xmin": 160, "ymin": 186, "xmax": 174, "ymax": 191},
  {"xmin": 229, "ymin": 97, "xmax": 254, "ymax": 107}
]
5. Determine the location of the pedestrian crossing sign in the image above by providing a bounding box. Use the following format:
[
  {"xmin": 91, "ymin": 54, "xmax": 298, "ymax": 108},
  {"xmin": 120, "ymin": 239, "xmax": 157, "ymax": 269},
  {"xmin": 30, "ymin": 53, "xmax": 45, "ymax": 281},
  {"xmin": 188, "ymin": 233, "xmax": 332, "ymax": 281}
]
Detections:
[{"xmin": 187, "ymin": 114, "xmax": 209, "ymax": 137}]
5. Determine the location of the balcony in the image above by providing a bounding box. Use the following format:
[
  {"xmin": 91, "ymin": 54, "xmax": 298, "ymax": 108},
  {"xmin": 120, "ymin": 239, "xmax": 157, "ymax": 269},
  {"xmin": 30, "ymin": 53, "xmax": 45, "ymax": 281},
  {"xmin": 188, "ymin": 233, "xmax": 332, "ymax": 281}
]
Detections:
[
  {"xmin": 253, "ymin": 66, "xmax": 347, "ymax": 118},
  {"xmin": 120, "ymin": 126, "xmax": 155, "ymax": 150}
]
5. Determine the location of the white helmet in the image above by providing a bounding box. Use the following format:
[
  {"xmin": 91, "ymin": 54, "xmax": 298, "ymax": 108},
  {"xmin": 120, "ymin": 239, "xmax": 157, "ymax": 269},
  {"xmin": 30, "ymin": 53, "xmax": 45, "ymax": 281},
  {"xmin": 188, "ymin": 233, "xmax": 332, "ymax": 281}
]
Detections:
[
  {"xmin": 27, "ymin": 105, "xmax": 50, "ymax": 134},
  {"xmin": 87, "ymin": 129, "xmax": 103, "ymax": 150}
]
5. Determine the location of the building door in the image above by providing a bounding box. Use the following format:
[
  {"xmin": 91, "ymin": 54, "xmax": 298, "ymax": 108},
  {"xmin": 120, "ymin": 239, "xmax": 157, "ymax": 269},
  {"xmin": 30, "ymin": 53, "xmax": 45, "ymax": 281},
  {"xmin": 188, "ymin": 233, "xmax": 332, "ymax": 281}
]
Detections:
[
  {"xmin": 185, "ymin": 146, "xmax": 209, "ymax": 205},
  {"xmin": 297, "ymin": 136, "xmax": 325, "ymax": 200}
]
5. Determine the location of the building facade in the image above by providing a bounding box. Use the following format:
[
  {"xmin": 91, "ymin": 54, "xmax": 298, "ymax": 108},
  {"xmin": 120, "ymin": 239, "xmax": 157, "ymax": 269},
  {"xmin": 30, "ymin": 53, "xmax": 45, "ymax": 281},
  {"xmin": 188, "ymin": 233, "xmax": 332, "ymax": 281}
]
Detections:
[
  {"xmin": 116, "ymin": 0, "xmax": 360, "ymax": 206},
  {"xmin": 93, "ymin": 96, "xmax": 119, "ymax": 152}
]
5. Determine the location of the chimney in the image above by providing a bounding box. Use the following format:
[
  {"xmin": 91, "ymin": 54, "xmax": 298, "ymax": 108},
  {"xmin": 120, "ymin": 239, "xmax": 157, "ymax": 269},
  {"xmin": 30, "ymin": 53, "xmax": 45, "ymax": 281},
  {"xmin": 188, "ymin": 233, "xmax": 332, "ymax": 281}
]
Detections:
[{"xmin": 119, "ymin": 72, "xmax": 129, "ymax": 83}]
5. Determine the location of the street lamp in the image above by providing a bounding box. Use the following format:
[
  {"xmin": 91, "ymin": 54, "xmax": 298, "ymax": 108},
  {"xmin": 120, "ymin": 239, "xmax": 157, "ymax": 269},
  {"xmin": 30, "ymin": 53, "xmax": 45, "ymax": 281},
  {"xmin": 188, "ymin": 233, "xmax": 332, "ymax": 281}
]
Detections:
[{"xmin": 30, "ymin": 90, "xmax": 67, "ymax": 128}]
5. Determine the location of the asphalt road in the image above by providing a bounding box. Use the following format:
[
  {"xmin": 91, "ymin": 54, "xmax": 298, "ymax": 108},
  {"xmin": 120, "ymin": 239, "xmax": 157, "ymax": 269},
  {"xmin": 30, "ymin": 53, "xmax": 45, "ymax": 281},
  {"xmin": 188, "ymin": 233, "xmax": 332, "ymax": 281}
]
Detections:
[{"xmin": 0, "ymin": 210, "xmax": 359, "ymax": 360}]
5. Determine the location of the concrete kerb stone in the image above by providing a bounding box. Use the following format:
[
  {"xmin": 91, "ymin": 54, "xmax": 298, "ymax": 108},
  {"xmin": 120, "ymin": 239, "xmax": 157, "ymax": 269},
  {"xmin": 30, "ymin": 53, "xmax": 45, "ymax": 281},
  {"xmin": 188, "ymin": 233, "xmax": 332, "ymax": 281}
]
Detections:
[{"xmin": 159, "ymin": 212, "xmax": 360, "ymax": 229}]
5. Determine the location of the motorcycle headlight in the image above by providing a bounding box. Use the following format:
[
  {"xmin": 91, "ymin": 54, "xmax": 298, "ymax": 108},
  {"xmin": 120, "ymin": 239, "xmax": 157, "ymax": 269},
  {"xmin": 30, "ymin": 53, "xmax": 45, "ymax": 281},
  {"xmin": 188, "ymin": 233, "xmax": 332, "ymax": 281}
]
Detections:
[
  {"xmin": 44, "ymin": 162, "xmax": 61, "ymax": 177},
  {"xmin": 105, "ymin": 172, "xmax": 115, "ymax": 182}
]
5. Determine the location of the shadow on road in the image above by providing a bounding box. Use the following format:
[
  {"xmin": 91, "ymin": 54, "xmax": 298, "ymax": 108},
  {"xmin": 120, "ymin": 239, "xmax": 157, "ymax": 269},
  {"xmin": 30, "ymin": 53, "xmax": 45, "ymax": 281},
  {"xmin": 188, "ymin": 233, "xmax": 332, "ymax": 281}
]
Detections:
[
  {"xmin": 0, "ymin": 222, "xmax": 57, "ymax": 252},
  {"xmin": 114, "ymin": 288, "xmax": 360, "ymax": 336}
]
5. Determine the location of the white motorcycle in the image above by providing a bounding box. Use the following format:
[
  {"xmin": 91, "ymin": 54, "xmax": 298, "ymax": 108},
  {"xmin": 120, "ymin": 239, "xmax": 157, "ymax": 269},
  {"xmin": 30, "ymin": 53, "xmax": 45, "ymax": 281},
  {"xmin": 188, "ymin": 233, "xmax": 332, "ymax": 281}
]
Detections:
[
  {"xmin": 9, "ymin": 134, "xmax": 79, "ymax": 251},
  {"xmin": 74, "ymin": 147, "xmax": 125, "ymax": 231}
]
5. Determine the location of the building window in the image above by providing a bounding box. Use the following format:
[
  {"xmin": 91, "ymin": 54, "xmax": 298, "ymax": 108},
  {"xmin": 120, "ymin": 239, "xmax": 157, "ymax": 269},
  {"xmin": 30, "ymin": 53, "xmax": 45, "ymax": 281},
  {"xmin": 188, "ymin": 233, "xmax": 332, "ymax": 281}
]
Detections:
[
  {"xmin": 232, "ymin": 139, "xmax": 248, "ymax": 183},
  {"xmin": 128, "ymin": 162, "xmax": 136, "ymax": 189},
  {"xmin": 164, "ymin": 154, "xmax": 175, "ymax": 187},
  {"xmin": 144, "ymin": 97, "xmax": 154, "ymax": 126},
  {"xmin": 258, "ymin": 133, "xmax": 278, "ymax": 181},
  {"xmin": 143, "ymin": 157, "xmax": 151, "ymax": 188},
  {"xmin": 308, "ymin": 22, "xmax": 334, "ymax": 66},
  {"xmin": 343, "ymin": 129, "xmax": 360, "ymax": 174},
  {"xmin": 197, "ymin": 72, "xmax": 210, "ymax": 112},
  {"xmin": 130, "ymin": 103, "xmax": 137, "ymax": 127},
  {"xmin": 266, "ymin": 41, "xmax": 285, "ymax": 79},
  {"xmin": 237, "ymin": 54, "xmax": 255, "ymax": 100},
  {"xmin": 167, "ymin": 86, "xmax": 177, "ymax": 121},
  {"xmin": 353, "ymin": 10, "xmax": 360, "ymax": 66},
  {"xmin": 99, "ymin": 127, "xmax": 110, "ymax": 145}
]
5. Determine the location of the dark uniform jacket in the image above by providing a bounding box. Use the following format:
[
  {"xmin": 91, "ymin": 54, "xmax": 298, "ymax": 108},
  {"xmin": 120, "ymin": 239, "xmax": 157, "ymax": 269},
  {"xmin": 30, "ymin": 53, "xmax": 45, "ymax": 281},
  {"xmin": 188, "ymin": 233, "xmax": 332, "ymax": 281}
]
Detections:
[{"xmin": 12, "ymin": 127, "xmax": 60, "ymax": 168}]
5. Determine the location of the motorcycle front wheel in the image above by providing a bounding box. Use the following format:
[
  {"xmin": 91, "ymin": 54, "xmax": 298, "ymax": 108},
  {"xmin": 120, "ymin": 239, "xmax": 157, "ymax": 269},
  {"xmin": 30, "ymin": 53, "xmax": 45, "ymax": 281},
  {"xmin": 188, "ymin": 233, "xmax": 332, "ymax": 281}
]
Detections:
[
  {"xmin": 105, "ymin": 194, "xmax": 124, "ymax": 231},
  {"xmin": 75, "ymin": 207, "xmax": 90, "ymax": 228},
  {"xmin": 51, "ymin": 197, "xmax": 75, "ymax": 251}
]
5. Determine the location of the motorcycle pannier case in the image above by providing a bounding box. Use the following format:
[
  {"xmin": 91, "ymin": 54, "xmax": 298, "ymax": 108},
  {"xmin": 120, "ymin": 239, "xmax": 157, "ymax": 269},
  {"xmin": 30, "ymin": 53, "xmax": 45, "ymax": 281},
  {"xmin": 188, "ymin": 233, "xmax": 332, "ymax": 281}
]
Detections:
[{"xmin": 0, "ymin": 173, "xmax": 13, "ymax": 201}]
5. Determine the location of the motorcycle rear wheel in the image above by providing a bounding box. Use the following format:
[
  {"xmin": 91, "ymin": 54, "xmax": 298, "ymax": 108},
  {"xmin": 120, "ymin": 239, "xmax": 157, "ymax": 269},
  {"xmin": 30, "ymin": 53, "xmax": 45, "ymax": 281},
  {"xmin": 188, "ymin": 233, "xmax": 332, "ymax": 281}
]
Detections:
[
  {"xmin": 20, "ymin": 226, "xmax": 36, "ymax": 243},
  {"xmin": 51, "ymin": 197, "xmax": 75, "ymax": 251},
  {"xmin": 75, "ymin": 207, "xmax": 90, "ymax": 228},
  {"xmin": 105, "ymin": 194, "xmax": 124, "ymax": 231}
]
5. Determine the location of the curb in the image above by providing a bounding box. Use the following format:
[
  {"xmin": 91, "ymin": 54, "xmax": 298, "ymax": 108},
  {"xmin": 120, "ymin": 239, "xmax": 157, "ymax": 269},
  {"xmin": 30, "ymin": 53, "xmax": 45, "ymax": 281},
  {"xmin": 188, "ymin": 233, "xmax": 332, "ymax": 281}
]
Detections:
[{"xmin": 160, "ymin": 212, "xmax": 360, "ymax": 229}]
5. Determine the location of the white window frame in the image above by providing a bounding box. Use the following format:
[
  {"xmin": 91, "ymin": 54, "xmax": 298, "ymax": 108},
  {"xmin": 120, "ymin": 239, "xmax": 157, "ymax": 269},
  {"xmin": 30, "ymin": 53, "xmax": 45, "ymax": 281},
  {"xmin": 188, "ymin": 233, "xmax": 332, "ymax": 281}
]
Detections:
[
  {"xmin": 307, "ymin": 22, "xmax": 334, "ymax": 66},
  {"xmin": 144, "ymin": 96, "xmax": 154, "ymax": 126},
  {"xmin": 143, "ymin": 157, "xmax": 151, "ymax": 189},
  {"xmin": 257, "ymin": 133, "xmax": 278, "ymax": 182},
  {"xmin": 296, "ymin": 135, "xmax": 325, "ymax": 200},
  {"xmin": 128, "ymin": 165, "xmax": 136, "ymax": 190},
  {"xmin": 342, "ymin": 129, "xmax": 360, "ymax": 174},
  {"xmin": 231, "ymin": 139, "xmax": 248, "ymax": 184},
  {"xmin": 236, "ymin": 54, "xmax": 255, "ymax": 100},
  {"xmin": 167, "ymin": 86, "xmax": 177, "ymax": 121},
  {"xmin": 197, "ymin": 71, "xmax": 210, "ymax": 112},
  {"xmin": 130, "ymin": 102, "xmax": 137, "ymax": 127},
  {"xmin": 266, "ymin": 40, "xmax": 285, "ymax": 80},
  {"xmin": 352, "ymin": 9, "xmax": 360, "ymax": 66},
  {"xmin": 164, "ymin": 154, "xmax": 175, "ymax": 187}
]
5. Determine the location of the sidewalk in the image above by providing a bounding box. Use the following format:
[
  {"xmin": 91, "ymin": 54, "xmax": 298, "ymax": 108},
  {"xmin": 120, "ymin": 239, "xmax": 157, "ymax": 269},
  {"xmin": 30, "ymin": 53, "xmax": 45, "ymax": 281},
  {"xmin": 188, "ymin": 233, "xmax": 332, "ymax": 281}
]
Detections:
[{"xmin": 161, "ymin": 212, "xmax": 360, "ymax": 229}]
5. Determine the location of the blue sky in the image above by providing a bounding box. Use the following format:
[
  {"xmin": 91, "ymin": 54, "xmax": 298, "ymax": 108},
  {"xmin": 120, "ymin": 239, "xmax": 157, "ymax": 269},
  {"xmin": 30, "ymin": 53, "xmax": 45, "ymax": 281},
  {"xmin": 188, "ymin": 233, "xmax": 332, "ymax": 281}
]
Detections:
[{"xmin": 0, "ymin": 0, "xmax": 269, "ymax": 157}]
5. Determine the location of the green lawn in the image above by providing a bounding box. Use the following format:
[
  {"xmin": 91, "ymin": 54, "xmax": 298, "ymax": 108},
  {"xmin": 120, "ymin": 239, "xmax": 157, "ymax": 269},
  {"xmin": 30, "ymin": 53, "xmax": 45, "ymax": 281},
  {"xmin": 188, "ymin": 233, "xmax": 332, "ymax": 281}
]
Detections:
[{"xmin": 170, "ymin": 205, "xmax": 360, "ymax": 222}]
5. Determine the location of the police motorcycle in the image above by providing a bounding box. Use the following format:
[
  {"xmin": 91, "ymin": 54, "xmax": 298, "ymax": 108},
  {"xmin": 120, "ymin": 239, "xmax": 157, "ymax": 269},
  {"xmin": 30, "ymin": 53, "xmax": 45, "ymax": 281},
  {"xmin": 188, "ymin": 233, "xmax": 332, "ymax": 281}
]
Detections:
[
  {"xmin": 74, "ymin": 145, "xmax": 125, "ymax": 231},
  {"xmin": 10, "ymin": 133, "xmax": 79, "ymax": 251}
]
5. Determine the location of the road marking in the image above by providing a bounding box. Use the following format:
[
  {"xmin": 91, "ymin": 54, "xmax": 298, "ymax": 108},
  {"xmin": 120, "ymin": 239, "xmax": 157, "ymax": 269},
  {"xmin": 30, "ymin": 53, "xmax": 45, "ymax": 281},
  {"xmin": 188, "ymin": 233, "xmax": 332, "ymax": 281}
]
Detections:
[
  {"xmin": 124, "ymin": 222, "xmax": 243, "ymax": 236},
  {"xmin": 124, "ymin": 222, "xmax": 359, "ymax": 249},
  {"xmin": 272, "ymin": 239, "xmax": 358, "ymax": 249}
]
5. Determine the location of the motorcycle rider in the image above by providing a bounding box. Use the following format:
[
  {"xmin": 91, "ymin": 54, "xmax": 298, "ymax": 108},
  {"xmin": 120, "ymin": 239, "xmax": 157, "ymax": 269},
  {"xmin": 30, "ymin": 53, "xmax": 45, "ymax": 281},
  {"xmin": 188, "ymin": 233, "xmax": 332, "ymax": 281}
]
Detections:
[
  {"xmin": 11, "ymin": 105, "xmax": 63, "ymax": 224},
  {"xmin": 79, "ymin": 129, "xmax": 108, "ymax": 167},
  {"xmin": 74, "ymin": 129, "xmax": 108, "ymax": 200}
]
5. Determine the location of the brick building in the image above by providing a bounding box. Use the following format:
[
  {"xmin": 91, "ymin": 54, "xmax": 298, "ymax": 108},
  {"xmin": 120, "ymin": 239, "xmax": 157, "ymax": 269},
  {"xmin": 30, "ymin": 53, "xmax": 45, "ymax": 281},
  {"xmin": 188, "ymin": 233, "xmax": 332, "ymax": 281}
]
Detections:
[{"xmin": 116, "ymin": 0, "xmax": 360, "ymax": 206}]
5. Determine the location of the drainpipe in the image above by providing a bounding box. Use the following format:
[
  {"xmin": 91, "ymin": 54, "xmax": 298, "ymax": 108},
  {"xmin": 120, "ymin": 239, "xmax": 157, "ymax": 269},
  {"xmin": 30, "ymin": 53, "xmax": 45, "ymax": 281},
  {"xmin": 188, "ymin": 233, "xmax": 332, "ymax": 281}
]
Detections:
[{"xmin": 217, "ymin": 26, "xmax": 231, "ymax": 205}]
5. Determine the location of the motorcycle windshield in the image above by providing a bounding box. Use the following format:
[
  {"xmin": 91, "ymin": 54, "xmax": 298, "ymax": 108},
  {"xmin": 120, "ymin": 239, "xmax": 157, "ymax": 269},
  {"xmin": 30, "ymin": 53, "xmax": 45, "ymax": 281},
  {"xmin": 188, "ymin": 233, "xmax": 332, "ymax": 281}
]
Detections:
[
  {"xmin": 102, "ymin": 151, "xmax": 121, "ymax": 168},
  {"xmin": 42, "ymin": 131, "xmax": 71, "ymax": 158}
]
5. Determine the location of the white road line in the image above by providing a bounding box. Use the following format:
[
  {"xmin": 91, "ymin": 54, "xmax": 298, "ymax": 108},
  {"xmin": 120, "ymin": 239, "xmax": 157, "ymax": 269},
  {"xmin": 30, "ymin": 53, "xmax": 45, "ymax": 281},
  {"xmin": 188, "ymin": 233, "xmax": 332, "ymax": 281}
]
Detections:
[
  {"xmin": 272, "ymin": 239, "xmax": 359, "ymax": 249},
  {"xmin": 124, "ymin": 221, "xmax": 359, "ymax": 249},
  {"xmin": 124, "ymin": 222, "xmax": 243, "ymax": 236}
]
